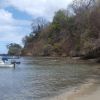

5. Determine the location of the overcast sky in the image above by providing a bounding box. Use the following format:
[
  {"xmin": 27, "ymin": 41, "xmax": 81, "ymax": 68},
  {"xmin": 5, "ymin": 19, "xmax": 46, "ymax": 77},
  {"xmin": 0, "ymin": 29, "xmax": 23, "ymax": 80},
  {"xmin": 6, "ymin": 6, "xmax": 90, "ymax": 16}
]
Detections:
[{"xmin": 0, "ymin": 0, "xmax": 73, "ymax": 53}]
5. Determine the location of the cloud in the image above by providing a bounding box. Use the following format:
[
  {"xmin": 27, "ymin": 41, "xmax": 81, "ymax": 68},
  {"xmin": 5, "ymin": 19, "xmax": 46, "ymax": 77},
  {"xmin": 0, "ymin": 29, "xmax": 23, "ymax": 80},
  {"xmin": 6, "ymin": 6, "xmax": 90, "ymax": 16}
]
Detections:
[
  {"xmin": 0, "ymin": 9, "xmax": 13, "ymax": 25},
  {"xmin": 0, "ymin": 0, "xmax": 73, "ymax": 53},
  {"xmin": 0, "ymin": 9, "xmax": 31, "ymax": 45},
  {"xmin": 0, "ymin": 9, "xmax": 31, "ymax": 25},
  {"xmin": 0, "ymin": 0, "xmax": 73, "ymax": 41},
  {"xmin": 0, "ymin": 0, "xmax": 10, "ymax": 8},
  {"xmin": 1, "ymin": 0, "xmax": 73, "ymax": 21}
]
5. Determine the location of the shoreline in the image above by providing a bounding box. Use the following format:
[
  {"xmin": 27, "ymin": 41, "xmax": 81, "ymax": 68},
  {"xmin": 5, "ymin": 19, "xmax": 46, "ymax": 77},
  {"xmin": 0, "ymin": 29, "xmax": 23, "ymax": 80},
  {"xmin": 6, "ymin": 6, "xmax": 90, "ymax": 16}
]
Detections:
[
  {"xmin": 43, "ymin": 79, "xmax": 100, "ymax": 100},
  {"xmin": 67, "ymin": 79, "xmax": 99, "ymax": 100},
  {"xmin": 23, "ymin": 56, "xmax": 100, "ymax": 64}
]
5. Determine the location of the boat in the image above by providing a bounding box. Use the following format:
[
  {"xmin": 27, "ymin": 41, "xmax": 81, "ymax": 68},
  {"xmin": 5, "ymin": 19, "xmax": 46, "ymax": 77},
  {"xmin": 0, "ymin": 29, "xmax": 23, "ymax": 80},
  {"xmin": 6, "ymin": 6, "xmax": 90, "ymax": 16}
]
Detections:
[
  {"xmin": 0, "ymin": 56, "xmax": 21, "ymax": 68},
  {"xmin": 0, "ymin": 59, "xmax": 14, "ymax": 68}
]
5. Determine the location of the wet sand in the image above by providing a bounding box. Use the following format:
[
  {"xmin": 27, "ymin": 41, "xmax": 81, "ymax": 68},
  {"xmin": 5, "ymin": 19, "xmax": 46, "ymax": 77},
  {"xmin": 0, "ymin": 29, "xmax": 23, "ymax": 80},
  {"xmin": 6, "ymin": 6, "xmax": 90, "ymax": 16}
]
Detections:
[
  {"xmin": 47, "ymin": 79, "xmax": 100, "ymax": 100},
  {"xmin": 67, "ymin": 79, "xmax": 100, "ymax": 100},
  {"xmin": 73, "ymin": 89, "xmax": 100, "ymax": 100}
]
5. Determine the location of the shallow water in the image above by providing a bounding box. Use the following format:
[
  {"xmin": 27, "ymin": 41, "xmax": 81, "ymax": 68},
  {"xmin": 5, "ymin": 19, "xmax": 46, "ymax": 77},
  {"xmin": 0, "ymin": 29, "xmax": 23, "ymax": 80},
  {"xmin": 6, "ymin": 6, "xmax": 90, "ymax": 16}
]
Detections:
[{"xmin": 0, "ymin": 57, "xmax": 100, "ymax": 100}]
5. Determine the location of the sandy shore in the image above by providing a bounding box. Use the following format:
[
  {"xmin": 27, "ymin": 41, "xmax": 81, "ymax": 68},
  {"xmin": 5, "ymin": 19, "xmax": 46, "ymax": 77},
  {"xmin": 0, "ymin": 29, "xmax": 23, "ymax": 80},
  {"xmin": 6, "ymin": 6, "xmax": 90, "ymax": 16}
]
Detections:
[
  {"xmin": 46, "ymin": 79, "xmax": 100, "ymax": 100},
  {"xmin": 73, "ymin": 89, "xmax": 100, "ymax": 100},
  {"xmin": 67, "ymin": 79, "xmax": 100, "ymax": 100}
]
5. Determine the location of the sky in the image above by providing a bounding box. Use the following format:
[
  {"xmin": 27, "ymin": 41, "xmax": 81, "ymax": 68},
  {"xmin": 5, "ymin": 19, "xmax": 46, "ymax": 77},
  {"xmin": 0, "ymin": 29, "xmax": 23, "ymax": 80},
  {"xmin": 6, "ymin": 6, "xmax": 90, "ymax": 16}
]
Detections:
[{"xmin": 0, "ymin": 0, "xmax": 73, "ymax": 54}]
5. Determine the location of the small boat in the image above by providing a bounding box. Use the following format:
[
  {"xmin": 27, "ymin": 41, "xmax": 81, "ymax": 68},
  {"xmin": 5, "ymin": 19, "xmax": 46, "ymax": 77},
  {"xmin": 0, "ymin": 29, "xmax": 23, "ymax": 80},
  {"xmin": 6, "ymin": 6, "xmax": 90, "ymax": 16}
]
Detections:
[
  {"xmin": 0, "ymin": 56, "xmax": 21, "ymax": 68},
  {"xmin": 0, "ymin": 59, "xmax": 14, "ymax": 68}
]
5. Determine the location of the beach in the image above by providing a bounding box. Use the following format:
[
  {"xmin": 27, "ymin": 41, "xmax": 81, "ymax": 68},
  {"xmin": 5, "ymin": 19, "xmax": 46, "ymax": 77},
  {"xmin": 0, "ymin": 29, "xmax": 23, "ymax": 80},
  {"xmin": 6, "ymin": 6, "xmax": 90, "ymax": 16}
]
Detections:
[
  {"xmin": 73, "ymin": 89, "xmax": 100, "ymax": 100},
  {"xmin": 47, "ymin": 79, "xmax": 100, "ymax": 100},
  {"xmin": 68, "ymin": 79, "xmax": 100, "ymax": 100}
]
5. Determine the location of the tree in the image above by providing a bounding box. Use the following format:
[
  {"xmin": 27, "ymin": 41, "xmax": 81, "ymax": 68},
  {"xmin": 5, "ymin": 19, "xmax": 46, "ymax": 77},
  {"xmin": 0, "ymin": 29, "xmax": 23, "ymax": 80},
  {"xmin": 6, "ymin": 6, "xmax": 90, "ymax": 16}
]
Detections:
[
  {"xmin": 7, "ymin": 43, "xmax": 22, "ymax": 56},
  {"xmin": 23, "ymin": 17, "xmax": 48, "ymax": 46},
  {"xmin": 31, "ymin": 17, "xmax": 48, "ymax": 38},
  {"xmin": 22, "ymin": 0, "xmax": 100, "ymax": 57}
]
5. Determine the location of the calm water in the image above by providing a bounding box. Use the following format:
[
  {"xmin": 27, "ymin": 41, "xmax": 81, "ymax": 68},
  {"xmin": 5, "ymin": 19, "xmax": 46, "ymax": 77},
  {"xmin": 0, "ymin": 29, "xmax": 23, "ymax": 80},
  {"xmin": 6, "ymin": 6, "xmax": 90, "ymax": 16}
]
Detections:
[{"xmin": 0, "ymin": 57, "xmax": 100, "ymax": 100}]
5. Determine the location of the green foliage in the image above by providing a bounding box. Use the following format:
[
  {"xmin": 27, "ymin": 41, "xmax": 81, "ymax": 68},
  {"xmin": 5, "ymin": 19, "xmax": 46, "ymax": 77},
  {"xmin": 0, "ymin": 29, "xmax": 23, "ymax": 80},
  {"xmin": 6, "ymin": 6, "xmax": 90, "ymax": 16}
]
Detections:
[
  {"xmin": 22, "ymin": 0, "xmax": 100, "ymax": 57},
  {"xmin": 7, "ymin": 43, "xmax": 22, "ymax": 56},
  {"xmin": 53, "ymin": 10, "xmax": 66, "ymax": 21},
  {"xmin": 22, "ymin": 33, "xmax": 34, "ymax": 46}
]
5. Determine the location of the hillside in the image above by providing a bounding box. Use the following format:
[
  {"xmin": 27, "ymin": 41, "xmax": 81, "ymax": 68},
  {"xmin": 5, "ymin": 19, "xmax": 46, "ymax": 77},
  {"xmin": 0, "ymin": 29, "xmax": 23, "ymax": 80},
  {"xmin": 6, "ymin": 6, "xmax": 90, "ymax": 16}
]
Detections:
[{"xmin": 22, "ymin": 0, "xmax": 100, "ymax": 59}]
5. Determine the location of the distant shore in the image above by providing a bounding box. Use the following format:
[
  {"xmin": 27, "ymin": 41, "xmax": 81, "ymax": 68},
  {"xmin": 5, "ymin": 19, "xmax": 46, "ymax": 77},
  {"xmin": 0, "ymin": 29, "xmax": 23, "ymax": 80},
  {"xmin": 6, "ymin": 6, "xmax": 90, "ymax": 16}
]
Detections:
[{"xmin": 21, "ymin": 56, "xmax": 100, "ymax": 64}]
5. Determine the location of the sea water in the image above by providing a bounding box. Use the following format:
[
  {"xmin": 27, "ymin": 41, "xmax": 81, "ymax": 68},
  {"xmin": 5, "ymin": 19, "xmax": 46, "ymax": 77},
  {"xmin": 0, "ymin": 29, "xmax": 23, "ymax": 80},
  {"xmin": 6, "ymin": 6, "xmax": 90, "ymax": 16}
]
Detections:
[{"xmin": 0, "ymin": 57, "xmax": 100, "ymax": 100}]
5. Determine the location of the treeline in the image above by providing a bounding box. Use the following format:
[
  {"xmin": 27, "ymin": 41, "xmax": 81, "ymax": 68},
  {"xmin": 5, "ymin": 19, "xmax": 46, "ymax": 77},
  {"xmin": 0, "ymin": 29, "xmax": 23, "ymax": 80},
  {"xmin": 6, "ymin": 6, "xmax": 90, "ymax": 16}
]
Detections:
[
  {"xmin": 22, "ymin": 0, "xmax": 100, "ymax": 57},
  {"xmin": 7, "ymin": 43, "xmax": 22, "ymax": 56}
]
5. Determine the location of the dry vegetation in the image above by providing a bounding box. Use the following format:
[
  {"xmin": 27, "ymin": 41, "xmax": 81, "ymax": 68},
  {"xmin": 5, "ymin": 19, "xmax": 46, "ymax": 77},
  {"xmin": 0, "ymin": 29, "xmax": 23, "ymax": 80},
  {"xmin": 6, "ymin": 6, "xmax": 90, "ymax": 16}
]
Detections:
[{"xmin": 22, "ymin": 0, "xmax": 100, "ymax": 59}]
